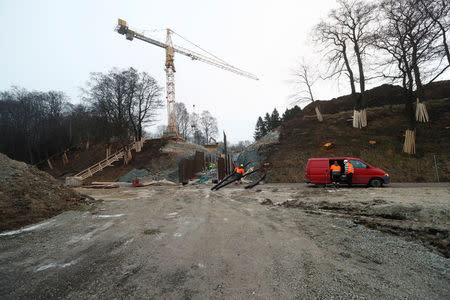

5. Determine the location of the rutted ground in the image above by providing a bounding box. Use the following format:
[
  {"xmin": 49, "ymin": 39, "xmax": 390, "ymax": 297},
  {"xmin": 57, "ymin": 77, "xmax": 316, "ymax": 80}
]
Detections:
[{"xmin": 0, "ymin": 184, "xmax": 449, "ymax": 299}]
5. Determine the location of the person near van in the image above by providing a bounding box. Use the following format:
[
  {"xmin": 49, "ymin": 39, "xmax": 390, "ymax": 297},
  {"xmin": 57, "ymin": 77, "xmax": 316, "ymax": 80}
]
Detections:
[
  {"xmin": 235, "ymin": 163, "xmax": 245, "ymax": 184},
  {"xmin": 330, "ymin": 161, "xmax": 341, "ymax": 187},
  {"xmin": 344, "ymin": 159, "xmax": 354, "ymax": 187}
]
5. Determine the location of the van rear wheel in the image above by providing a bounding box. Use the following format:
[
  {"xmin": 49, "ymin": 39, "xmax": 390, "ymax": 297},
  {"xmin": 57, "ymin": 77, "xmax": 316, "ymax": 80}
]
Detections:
[{"xmin": 369, "ymin": 178, "xmax": 383, "ymax": 187}]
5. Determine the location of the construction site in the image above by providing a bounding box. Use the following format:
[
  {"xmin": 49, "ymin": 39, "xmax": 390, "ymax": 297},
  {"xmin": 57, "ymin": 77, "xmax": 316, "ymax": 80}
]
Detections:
[{"xmin": 1, "ymin": 1, "xmax": 450, "ymax": 299}]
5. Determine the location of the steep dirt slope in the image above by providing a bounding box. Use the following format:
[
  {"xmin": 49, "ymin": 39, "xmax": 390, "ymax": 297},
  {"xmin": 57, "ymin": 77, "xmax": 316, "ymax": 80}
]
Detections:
[
  {"xmin": 41, "ymin": 142, "xmax": 125, "ymax": 178},
  {"xmin": 266, "ymin": 99, "xmax": 450, "ymax": 183},
  {"xmin": 85, "ymin": 138, "xmax": 172, "ymax": 183},
  {"xmin": 0, "ymin": 153, "xmax": 85, "ymax": 231}
]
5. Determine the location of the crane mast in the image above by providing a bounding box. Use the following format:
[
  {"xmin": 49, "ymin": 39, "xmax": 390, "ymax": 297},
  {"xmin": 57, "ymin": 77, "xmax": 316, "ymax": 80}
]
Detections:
[
  {"xmin": 115, "ymin": 19, "xmax": 258, "ymax": 138},
  {"xmin": 165, "ymin": 29, "xmax": 177, "ymax": 136}
]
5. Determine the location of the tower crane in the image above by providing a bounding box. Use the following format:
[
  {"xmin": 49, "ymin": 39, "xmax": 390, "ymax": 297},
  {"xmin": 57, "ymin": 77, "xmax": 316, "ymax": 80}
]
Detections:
[{"xmin": 115, "ymin": 19, "xmax": 258, "ymax": 138}]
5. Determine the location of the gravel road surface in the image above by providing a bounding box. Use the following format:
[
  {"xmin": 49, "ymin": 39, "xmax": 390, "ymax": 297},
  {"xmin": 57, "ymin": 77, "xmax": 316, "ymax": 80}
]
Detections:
[{"xmin": 0, "ymin": 184, "xmax": 449, "ymax": 299}]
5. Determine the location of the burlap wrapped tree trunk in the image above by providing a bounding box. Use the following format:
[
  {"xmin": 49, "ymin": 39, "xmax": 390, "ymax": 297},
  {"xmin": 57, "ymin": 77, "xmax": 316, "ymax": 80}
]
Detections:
[
  {"xmin": 353, "ymin": 109, "xmax": 367, "ymax": 129},
  {"xmin": 315, "ymin": 106, "xmax": 323, "ymax": 122},
  {"xmin": 403, "ymin": 129, "xmax": 416, "ymax": 154},
  {"xmin": 415, "ymin": 98, "xmax": 429, "ymax": 123}
]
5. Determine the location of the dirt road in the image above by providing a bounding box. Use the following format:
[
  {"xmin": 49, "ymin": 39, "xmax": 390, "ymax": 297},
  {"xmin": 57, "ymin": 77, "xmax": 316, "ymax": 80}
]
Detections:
[{"xmin": 1, "ymin": 184, "xmax": 449, "ymax": 299}]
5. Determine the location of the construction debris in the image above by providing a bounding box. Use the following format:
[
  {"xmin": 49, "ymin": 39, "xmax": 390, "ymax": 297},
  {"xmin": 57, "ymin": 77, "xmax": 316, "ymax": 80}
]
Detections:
[{"xmin": 322, "ymin": 142, "xmax": 335, "ymax": 151}]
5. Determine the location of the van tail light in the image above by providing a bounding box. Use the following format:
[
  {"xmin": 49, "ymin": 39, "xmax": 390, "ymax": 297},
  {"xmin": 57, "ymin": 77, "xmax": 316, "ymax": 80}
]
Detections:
[{"xmin": 384, "ymin": 173, "xmax": 389, "ymax": 177}]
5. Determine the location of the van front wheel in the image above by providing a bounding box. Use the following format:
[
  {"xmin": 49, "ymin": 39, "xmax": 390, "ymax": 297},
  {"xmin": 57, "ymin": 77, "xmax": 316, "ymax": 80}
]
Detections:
[{"xmin": 369, "ymin": 178, "xmax": 383, "ymax": 187}]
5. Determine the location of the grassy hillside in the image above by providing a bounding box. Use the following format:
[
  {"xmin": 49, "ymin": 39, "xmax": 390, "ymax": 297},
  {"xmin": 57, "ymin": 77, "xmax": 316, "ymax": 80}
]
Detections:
[{"xmin": 267, "ymin": 98, "xmax": 450, "ymax": 183}]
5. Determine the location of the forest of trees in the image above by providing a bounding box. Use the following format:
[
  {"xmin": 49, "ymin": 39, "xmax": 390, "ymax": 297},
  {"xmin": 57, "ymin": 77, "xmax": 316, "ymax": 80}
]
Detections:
[
  {"xmin": 0, "ymin": 67, "xmax": 166, "ymax": 164},
  {"xmin": 0, "ymin": 67, "xmax": 221, "ymax": 165}
]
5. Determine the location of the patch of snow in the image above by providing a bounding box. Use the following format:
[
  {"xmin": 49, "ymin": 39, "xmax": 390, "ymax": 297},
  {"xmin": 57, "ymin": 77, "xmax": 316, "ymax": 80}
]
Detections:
[
  {"xmin": 0, "ymin": 220, "xmax": 54, "ymax": 237},
  {"xmin": 67, "ymin": 222, "xmax": 113, "ymax": 244},
  {"xmin": 35, "ymin": 259, "xmax": 80, "ymax": 272},
  {"xmin": 96, "ymin": 214, "xmax": 124, "ymax": 218},
  {"xmin": 174, "ymin": 232, "xmax": 182, "ymax": 237},
  {"xmin": 167, "ymin": 212, "xmax": 178, "ymax": 217}
]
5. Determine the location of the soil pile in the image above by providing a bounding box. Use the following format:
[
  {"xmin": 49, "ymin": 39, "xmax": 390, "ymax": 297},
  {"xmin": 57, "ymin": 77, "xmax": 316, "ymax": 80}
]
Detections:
[{"xmin": 0, "ymin": 153, "xmax": 85, "ymax": 231}]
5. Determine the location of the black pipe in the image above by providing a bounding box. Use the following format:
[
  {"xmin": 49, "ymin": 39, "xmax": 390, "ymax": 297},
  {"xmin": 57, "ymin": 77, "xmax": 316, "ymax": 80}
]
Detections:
[
  {"xmin": 214, "ymin": 175, "xmax": 240, "ymax": 190},
  {"xmin": 211, "ymin": 171, "xmax": 236, "ymax": 190},
  {"xmin": 245, "ymin": 173, "xmax": 266, "ymax": 189}
]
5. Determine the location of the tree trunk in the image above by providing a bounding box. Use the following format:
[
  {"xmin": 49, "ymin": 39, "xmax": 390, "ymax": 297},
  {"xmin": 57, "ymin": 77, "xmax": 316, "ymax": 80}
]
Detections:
[
  {"xmin": 411, "ymin": 43, "xmax": 429, "ymax": 123},
  {"xmin": 403, "ymin": 70, "xmax": 416, "ymax": 154},
  {"xmin": 342, "ymin": 43, "xmax": 357, "ymax": 97},
  {"xmin": 354, "ymin": 47, "xmax": 368, "ymax": 128},
  {"xmin": 439, "ymin": 22, "xmax": 450, "ymax": 65},
  {"xmin": 403, "ymin": 129, "xmax": 416, "ymax": 154},
  {"xmin": 314, "ymin": 106, "xmax": 323, "ymax": 122},
  {"xmin": 342, "ymin": 42, "xmax": 363, "ymax": 128}
]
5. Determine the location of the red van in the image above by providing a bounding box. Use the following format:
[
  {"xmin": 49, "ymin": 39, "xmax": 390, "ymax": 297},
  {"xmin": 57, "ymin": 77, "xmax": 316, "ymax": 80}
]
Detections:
[{"xmin": 305, "ymin": 157, "xmax": 390, "ymax": 187}]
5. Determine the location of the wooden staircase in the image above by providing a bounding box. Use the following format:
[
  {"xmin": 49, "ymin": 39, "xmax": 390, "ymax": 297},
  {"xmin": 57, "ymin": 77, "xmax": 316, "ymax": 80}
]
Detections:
[{"xmin": 65, "ymin": 138, "xmax": 145, "ymax": 186}]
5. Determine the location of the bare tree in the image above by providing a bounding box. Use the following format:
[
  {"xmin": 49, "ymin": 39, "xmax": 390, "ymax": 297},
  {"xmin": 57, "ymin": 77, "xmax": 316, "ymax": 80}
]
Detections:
[
  {"xmin": 314, "ymin": 0, "xmax": 376, "ymax": 128},
  {"xmin": 291, "ymin": 60, "xmax": 323, "ymax": 121},
  {"xmin": 419, "ymin": 0, "xmax": 450, "ymax": 66},
  {"xmin": 314, "ymin": 20, "xmax": 358, "ymax": 123},
  {"xmin": 377, "ymin": 0, "xmax": 444, "ymax": 153},
  {"xmin": 229, "ymin": 140, "xmax": 252, "ymax": 151},
  {"xmin": 0, "ymin": 87, "xmax": 97, "ymax": 164},
  {"xmin": 377, "ymin": 0, "xmax": 417, "ymax": 153},
  {"xmin": 332, "ymin": 0, "xmax": 376, "ymax": 127},
  {"xmin": 175, "ymin": 102, "xmax": 190, "ymax": 140},
  {"xmin": 84, "ymin": 68, "xmax": 132, "ymax": 142},
  {"xmin": 199, "ymin": 110, "xmax": 218, "ymax": 144},
  {"xmin": 126, "ymin": 71, "xmax": 163, "ymax": 141},
  {"xmin": 84, "ymin": 67, "xmax": 163, "ymax": 143}
]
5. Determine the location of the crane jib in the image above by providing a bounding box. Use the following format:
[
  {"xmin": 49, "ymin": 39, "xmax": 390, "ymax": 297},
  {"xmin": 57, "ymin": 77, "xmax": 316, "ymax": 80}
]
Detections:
[{"xmin": 116, "ymin": 19, "xmax": 258, "ymax": 80}]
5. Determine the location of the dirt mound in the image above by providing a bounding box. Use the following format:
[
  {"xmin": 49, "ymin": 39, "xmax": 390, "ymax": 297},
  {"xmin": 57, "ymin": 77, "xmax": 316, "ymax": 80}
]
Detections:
[{"xmin": 0, "ymin": 153, "xmax": 86, "ymax": 232}]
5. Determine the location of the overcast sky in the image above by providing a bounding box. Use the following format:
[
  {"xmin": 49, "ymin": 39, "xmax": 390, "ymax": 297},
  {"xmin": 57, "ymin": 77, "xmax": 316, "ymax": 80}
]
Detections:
[{"xmin": 1, "ymin": 0, "xmax": 448, "ymax": 143}]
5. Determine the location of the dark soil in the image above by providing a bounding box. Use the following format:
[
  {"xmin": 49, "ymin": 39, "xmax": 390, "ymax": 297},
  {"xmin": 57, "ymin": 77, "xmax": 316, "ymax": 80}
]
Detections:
[
  {"xmin": 85, "ymin": 138, "xmax": 171, "ymax": 184},
  {"xmin": 0, "ymin": 153, "xmax": 86, "ymax": 232}
]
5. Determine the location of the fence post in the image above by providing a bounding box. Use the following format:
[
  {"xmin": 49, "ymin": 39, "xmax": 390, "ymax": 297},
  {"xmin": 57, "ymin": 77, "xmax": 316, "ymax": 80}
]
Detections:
[{"xmin": 433, "ymin": 155, "xmax": 440, "ymax": 182}]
